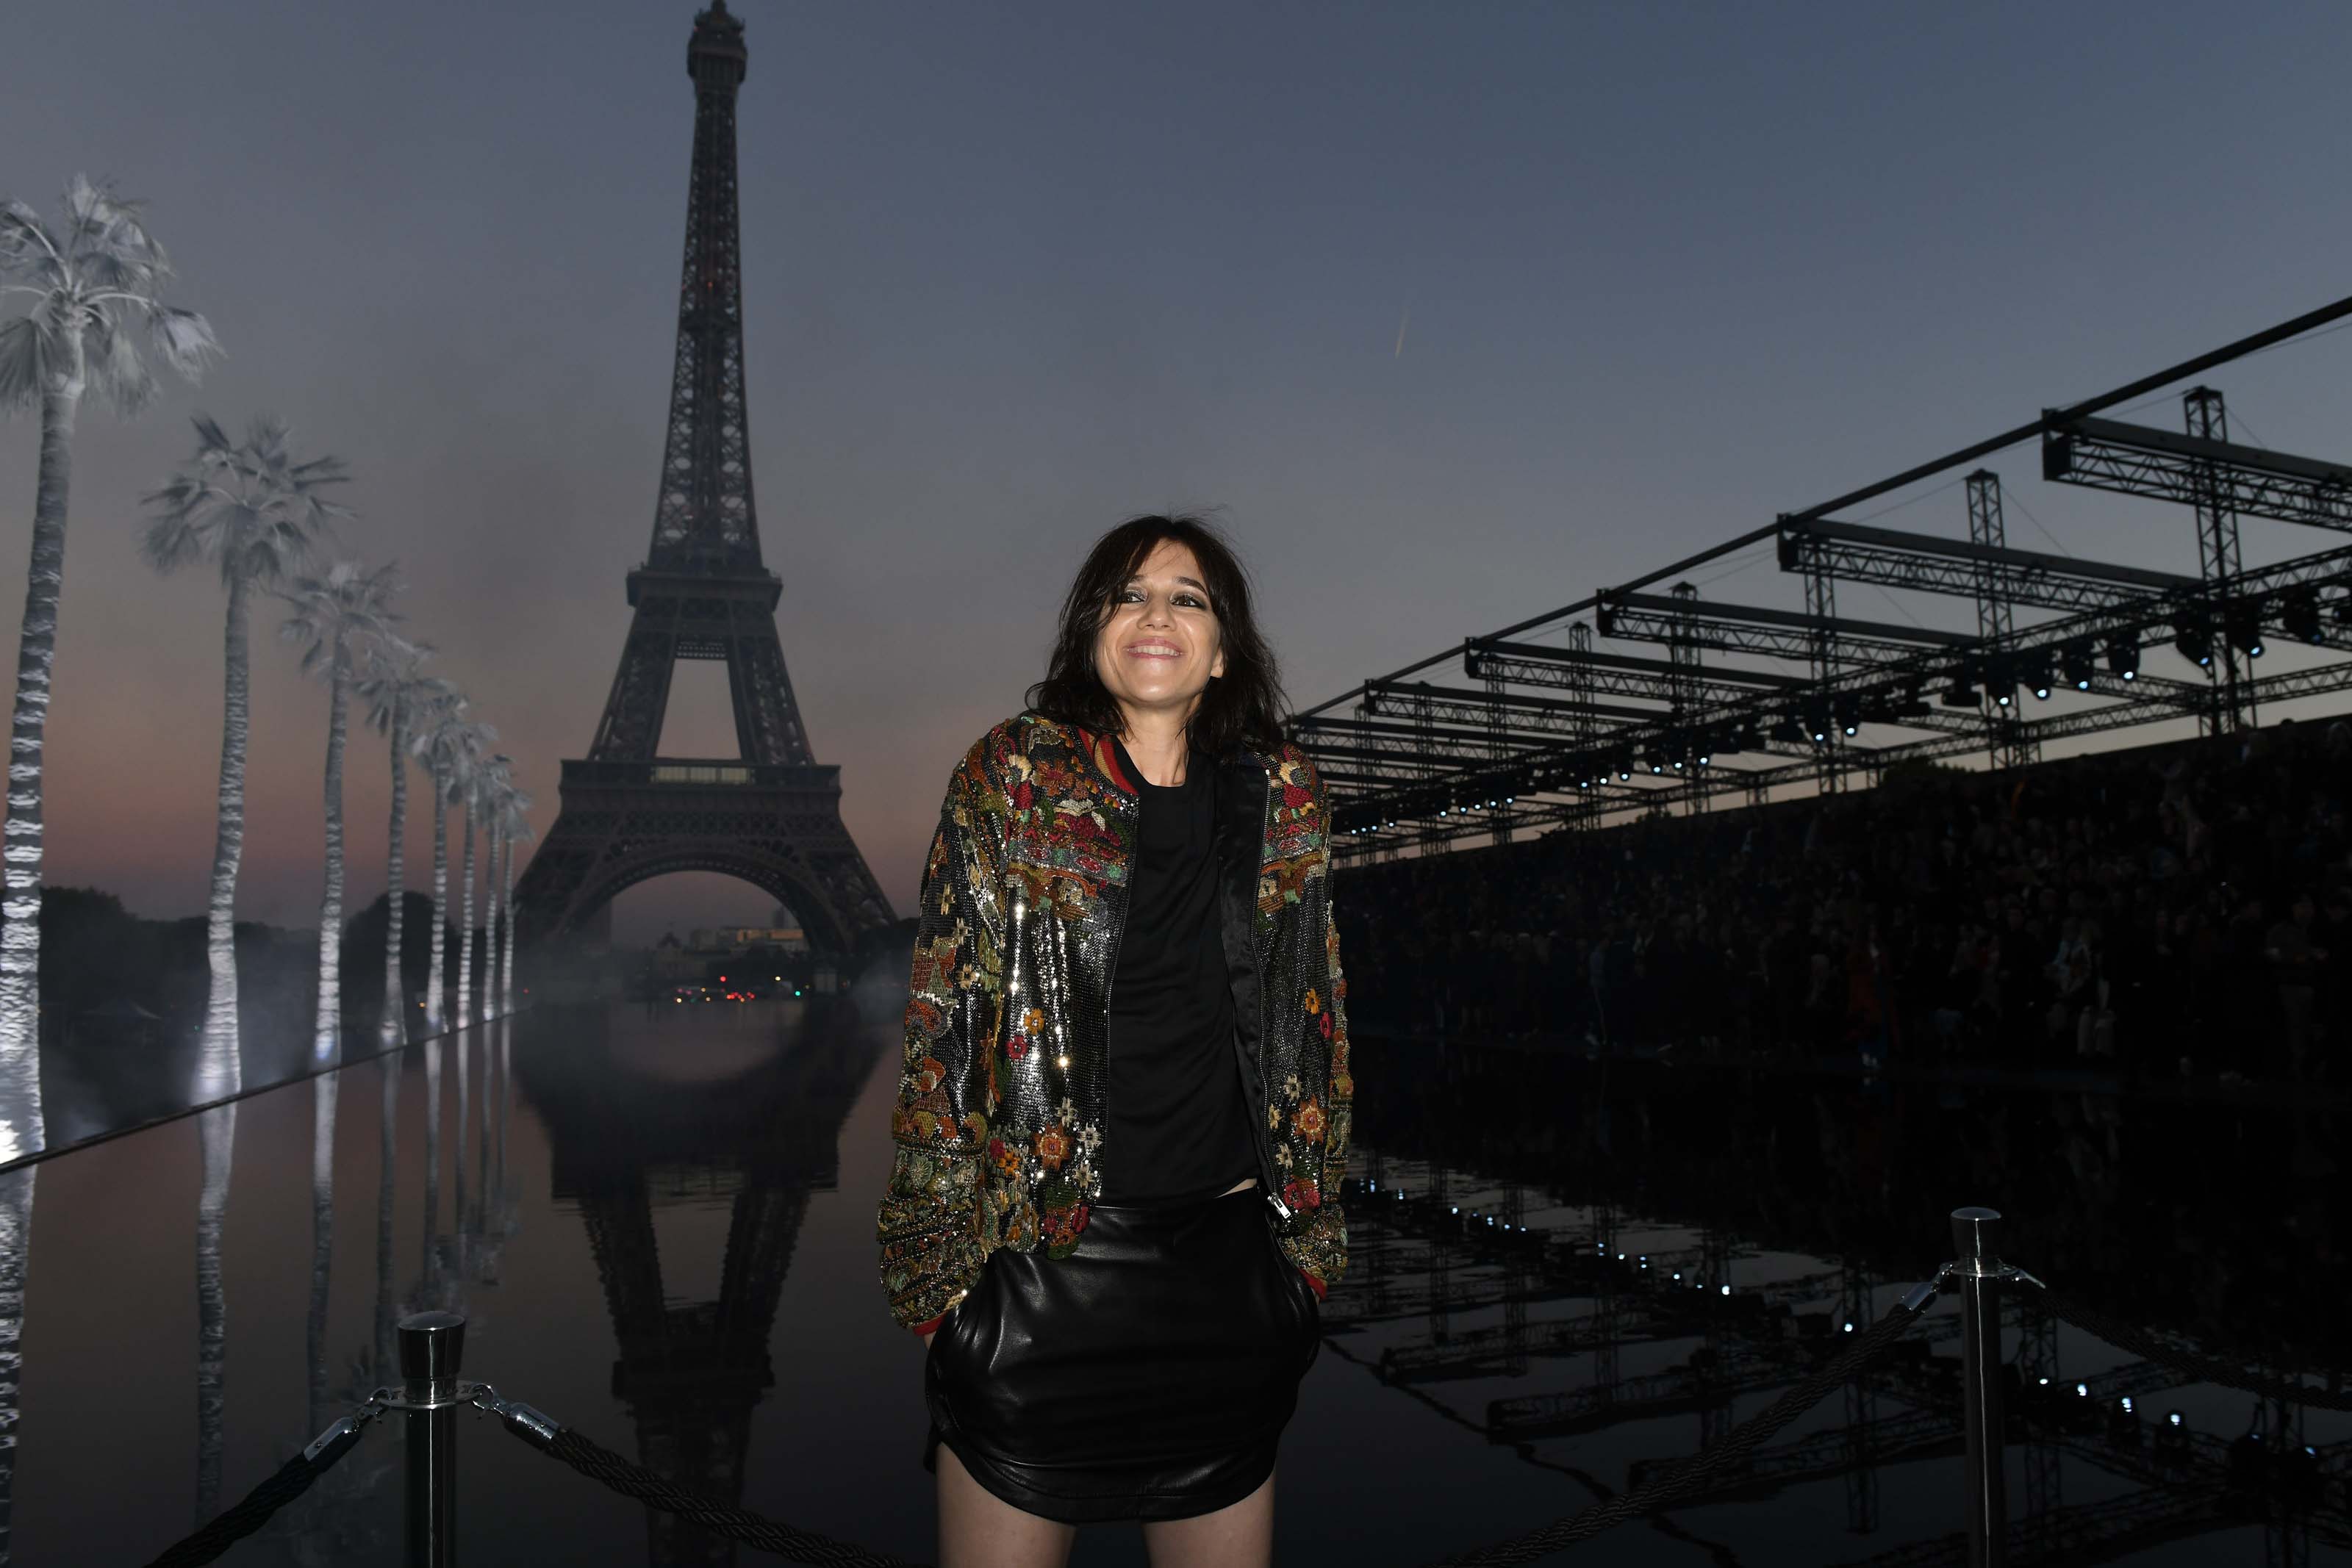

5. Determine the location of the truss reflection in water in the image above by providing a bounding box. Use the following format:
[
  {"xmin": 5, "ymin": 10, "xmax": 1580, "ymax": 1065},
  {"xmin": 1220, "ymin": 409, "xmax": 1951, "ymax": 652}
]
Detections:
[{"xmin": 1319, "ymin": 1038, "xmax": 2352, "ymax": 1566}]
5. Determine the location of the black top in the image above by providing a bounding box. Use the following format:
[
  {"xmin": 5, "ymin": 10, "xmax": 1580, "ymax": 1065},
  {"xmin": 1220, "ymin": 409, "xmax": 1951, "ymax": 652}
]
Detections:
[{"xmin": 1098, "ymin": 738, "xmax": 1261, "ymax": 1206}]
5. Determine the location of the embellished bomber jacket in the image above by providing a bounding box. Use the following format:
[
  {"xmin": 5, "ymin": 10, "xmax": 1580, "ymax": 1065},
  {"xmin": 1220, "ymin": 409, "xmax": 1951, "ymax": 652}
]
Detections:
[{"xmin": 875, "ymin": 713, "xmax": 1354, "ymax": 1332}]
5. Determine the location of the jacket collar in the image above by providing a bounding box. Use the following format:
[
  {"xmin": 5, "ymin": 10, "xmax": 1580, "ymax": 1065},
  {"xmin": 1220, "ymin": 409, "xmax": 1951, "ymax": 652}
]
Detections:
[
  {"xmin": 1069, "ymin": 719, "xmax": 1273, "ymax": 799},
  {"xmin": 1078, "ymin": 727, "xmax": 1140, "ymax": 796}
]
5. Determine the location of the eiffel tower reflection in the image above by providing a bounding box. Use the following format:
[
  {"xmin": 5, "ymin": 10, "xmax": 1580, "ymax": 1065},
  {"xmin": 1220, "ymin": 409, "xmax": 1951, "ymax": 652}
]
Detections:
[{"xmin": 517, "ymin": 1001, "xmax": 875, "ymax": 1567}]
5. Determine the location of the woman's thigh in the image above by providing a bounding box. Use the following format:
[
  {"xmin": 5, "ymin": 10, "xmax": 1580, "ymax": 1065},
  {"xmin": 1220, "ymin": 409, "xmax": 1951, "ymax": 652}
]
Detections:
[
  {"xmin": 936, "ymin": 1442, "xmax": 1076, "ymax": 1568},
  {"xmin": 1141, "ymin": 1465, "xmax": 1275, "ymax": 1568}
]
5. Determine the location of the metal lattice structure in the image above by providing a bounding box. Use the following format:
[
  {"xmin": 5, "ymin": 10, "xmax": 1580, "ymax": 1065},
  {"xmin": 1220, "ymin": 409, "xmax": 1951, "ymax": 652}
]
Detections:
[
  {"xmin": 1298, "ymin": 295, "xmax": 2352, "ymax": 855},
  {"xmin": 515, "ymin": 2, "xmax": 893, "ymax": 957}
]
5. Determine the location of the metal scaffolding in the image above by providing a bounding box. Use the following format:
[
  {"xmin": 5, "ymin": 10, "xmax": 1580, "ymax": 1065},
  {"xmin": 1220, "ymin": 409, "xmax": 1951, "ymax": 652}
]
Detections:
[{"xmin": 1297, "ymin": 296, "xmax": 2352, "ymax": 857}]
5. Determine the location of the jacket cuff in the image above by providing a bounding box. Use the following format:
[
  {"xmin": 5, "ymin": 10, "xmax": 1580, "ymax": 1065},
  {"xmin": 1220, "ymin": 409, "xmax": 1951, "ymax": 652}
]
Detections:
[{"xmin": 1298, "ymin": 1268, "xmax": 1328, "ymax": 1301}]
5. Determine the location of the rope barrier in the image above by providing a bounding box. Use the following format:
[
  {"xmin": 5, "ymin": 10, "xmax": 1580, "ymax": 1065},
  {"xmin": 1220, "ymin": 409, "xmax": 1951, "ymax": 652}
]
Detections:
[
  {"xmin": 1430, "ymin": 1287, "xmax": 1939, "ymax": 1567},
  {"xmin": 478, "ymin": 1389, "xmax": 922, "ymax": 1568},
  {"xmin": 142, "ymin": 1406, "xmax": 379, "ymax": 1568},
  {"xmin": 2018, "ymin": 1279, "xmax": 2352, "ymax": 1412}
]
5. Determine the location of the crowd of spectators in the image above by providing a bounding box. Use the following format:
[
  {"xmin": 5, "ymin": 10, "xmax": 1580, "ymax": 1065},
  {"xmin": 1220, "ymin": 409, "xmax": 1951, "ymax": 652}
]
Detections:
[{"xmin": 1332, "ymin": 717, "xmax": 2352, "ymax": 1083}]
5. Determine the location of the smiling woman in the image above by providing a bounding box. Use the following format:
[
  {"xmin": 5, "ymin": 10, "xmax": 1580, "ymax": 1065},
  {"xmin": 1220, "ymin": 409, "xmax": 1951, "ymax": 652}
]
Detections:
[{"xmin": 876, "ymin": 514, "xmax": 1352, "ymax": 1568}]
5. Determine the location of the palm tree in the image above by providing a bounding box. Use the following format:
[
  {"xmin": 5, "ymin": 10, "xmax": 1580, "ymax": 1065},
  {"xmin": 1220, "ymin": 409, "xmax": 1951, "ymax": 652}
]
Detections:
[
  {"xmin": 496, "ymin": 786, "xmax": 534, "ymax": 1017},
  {"xmin": 144, "ymin": 415, "xmax": 349, "ymax": 1103},
  {"xmin": 414, "ymin": 707, "xmax": 488, "ymax": 1034},
  {"xmin": 357, "ymin": 644, "xmax": 446, "ymax": 1047},
  {"xmin": 280, "ymin": 560, "xmax": 400, "ymax": 1067},
  {"xmin": 0, "ymin": 176, "xmax": 217, "ymax": 1159}
]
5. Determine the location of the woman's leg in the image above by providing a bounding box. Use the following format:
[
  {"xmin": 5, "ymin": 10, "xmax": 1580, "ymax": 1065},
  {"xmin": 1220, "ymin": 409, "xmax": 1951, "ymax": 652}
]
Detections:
[
  {"xmin": 1141, "ymin": 1467, "xmax": 1274, "ymax": 1568},
  {"xmin": 936, "ymin": 1444, "xmax": 1078, "ymax": 1568}
]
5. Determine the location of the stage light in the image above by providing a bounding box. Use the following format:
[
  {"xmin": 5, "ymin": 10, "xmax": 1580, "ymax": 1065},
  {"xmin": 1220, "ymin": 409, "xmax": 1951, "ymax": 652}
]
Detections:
[
  {"xmin": 2224, "ymin": 600, "xmax": 2265, "ymax": 658},
  {"xmin": 2282, "ymin": 584, "xmax": 2323, "ymax": 643},
  {"xmin": 2062, "ymin": 639, "xmax": 2095, "ymax": 691},
  {"xmin": 2021, "ymin": 650, "xmax": 2054, "ymax": 700},
  {"xmin": 2172, "ymin": 612, "xmax": 2212, "ymax": 668},
  {"xmin": 1940, "ymin": 681, "xmax": 1981, "ymax": 709},
  {"xmin": 1980, "ymin": 654, "xmax": 2015, "ymax": 707},
  {"xmin": 2106, "ymin": 633, "xmax": 2139, "ymax": 680}
]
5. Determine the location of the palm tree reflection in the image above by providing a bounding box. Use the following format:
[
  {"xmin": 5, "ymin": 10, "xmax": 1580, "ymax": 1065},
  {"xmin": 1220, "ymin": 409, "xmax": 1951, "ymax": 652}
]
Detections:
[
  {"xmin": 193, "ymin": 1102, "xmax": 234, "ymax": 1524},
  {"xmin": 0, "ymin": 1165, "xmax": 33, "ymax": 1568}
]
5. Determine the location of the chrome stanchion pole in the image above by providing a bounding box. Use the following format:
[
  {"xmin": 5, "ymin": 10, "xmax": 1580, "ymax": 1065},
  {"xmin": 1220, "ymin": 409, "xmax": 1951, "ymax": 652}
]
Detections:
[
  {"xmin": 1951, "ymin": 1206, "xmax": 2005, "ymax": 1568},
  {"xmin": 399, "ymin": 1309, "xmax": 467, "ymax": 1568}
]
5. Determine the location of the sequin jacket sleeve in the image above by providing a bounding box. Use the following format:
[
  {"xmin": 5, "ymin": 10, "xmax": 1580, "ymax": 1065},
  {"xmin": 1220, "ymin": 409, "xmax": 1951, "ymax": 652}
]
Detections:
[
  {"xmin": 1270, "ymin": 747, "xmax": 1354, "ymax": 1294},
  {"xmin": 875, "ymin": 738, "xmax": 1006, "ymax": 1331}
]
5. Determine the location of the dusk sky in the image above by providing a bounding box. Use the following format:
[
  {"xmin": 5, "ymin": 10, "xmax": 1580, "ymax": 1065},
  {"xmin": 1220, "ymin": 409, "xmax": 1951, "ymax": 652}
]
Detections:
[{"xmin": 7, "ymin": 0, "xmax": 2352, "ymax": 943}]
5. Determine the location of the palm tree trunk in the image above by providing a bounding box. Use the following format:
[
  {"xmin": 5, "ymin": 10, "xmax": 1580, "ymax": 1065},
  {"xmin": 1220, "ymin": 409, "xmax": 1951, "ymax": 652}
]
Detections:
[
  {"xmin": 0, "ymin": 1164, "xmax": 34, "ymax": 1564},
  {"xmin": 490, "ymin": 824, "xmax": 506, "ymax": 1015},
  {"xmin": 306, "ymin": 1072, "xmax": 337, "ymax": 1436},
  {"xmin": 0, "ymin": 343, "xmax": 84, "ymax": 1162},
  {"xmin": 198, "ymin": 575, "xmax": 251, "ymax": 1105},
  {"xmin": 426, "ymin": 786, "xmax": 448, "ymax": 1033},
  {"xmin": 381, "ymin": 708, "xmax": 409, "ymax": 1047},
  {"xmin": 480, "ymin": 823, "xmax": 500, "ymax": 1018},
  {"xmin": 194, "ymin": 1103, "xmax": 235, "ymax": 1524},
  {"xmin": 501, "ymin": 832, "xmax": 517, "ymax": 1017},
  {"xmin": 310, "ymin": 638, "xmax": 351, "ymax": 1065},
  {"xmin": 456, "ymin": 805, "xmax": 476, "ymax": 1026}
]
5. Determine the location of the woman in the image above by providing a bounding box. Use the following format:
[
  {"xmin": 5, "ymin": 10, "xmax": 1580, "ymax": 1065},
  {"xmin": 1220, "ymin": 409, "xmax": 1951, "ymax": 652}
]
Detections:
[{"xmin": 877, "ymin": 514, "xmax": 1352, "ymax": 1567}]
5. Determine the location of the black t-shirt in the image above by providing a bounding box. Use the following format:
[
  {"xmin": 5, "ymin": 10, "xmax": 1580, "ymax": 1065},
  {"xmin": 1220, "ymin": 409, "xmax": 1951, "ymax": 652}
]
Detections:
[{"xmin": 1099, "ymin": 738, "xmax": 1261, "ymax": 1206}]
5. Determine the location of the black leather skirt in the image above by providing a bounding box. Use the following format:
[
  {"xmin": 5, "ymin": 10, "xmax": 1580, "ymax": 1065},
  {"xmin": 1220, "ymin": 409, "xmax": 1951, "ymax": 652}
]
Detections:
[{"xmin": 922, "ymin": 1183, "xmax": 1322, "ymax": 1523}]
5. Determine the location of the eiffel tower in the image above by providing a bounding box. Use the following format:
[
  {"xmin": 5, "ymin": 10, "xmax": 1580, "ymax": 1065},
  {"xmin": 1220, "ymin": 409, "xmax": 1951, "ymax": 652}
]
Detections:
[{"xmin": 515, "ymin": 0, "xmax": 892, "ymax": 957}]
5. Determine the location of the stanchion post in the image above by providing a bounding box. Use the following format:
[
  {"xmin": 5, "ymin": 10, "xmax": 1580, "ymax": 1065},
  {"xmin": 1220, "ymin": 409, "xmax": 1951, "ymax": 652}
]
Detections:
[
  {"xmin": 1951, "ymin": 1206, "xmax": 2005, "ymax": 1568},
  {"xmin": 400, "ymin": 1309, "xmax": 467, "ymax": 1568}
]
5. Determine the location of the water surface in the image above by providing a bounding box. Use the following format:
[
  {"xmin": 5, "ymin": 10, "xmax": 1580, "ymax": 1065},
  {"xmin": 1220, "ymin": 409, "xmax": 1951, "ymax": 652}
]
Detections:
[{"xmin": 12, "ymin": 993, "xmax": 2347, "ymax": 1565}]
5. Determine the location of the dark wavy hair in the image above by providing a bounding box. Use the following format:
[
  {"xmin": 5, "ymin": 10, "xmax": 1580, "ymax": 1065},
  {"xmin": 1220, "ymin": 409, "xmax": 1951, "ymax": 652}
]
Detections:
[{"xmin": 1026, "ymin": 514, "xmax": 1288, "ymax": 760}]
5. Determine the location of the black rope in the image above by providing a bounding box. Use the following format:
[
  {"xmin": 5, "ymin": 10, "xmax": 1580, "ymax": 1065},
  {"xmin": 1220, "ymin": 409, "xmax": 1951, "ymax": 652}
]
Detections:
[
  {"xmin": 2018, "ymin": 1279, "xmax": 2352, "ymax": 1412},
  {"xmin": 143, "ymin": 1409, "xmax": 374, "ymax": 1567},
  {"xmin": 503, "ymin": 1414, "xmax": 922, "ymax": 1567},
  {"xmin": 1430, "ymin": 1292, "xmax": 1933, "ymax": 1567}
]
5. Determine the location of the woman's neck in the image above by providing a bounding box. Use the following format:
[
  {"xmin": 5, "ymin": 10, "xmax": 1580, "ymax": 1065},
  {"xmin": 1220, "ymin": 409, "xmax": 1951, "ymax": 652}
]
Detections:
[{"xmin": 1117, "ymin": 705, "xmax": 1194, "ymax": 787}]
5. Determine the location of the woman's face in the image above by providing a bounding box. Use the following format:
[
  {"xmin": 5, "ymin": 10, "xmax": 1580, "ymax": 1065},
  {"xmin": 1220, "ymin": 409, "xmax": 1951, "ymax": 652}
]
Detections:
[{"xmin": 1091, "ymin": 538, "xmax": 1227, "ymax": 729}]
